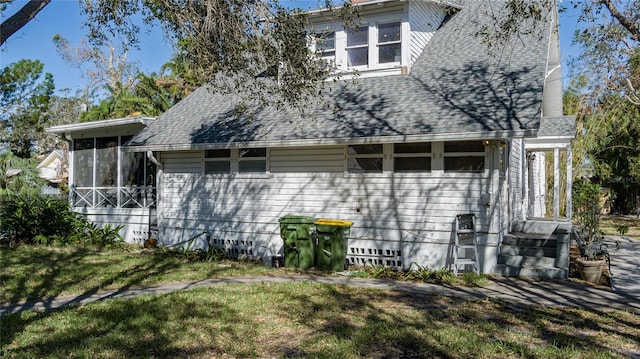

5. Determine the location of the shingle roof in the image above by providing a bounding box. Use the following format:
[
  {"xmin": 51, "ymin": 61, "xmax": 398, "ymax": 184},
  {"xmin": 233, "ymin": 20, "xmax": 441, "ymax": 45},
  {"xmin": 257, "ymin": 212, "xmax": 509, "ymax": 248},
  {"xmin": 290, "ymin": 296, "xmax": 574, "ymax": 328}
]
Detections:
[
  {"xmin": 537, "ymin": 116, "xmax": 576, "ymax": 138},
  {"xmin": 128, "ymin": 0, "xmax": 554, "ymax": 151}
]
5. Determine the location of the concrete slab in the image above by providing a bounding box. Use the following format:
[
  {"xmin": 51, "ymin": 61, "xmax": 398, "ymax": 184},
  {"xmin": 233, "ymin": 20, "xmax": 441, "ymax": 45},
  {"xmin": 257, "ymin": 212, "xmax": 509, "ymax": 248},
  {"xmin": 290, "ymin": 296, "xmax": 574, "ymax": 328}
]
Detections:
[{"xmin": 605, "ymin": 235, "xmax": 640, "ymax": 298}]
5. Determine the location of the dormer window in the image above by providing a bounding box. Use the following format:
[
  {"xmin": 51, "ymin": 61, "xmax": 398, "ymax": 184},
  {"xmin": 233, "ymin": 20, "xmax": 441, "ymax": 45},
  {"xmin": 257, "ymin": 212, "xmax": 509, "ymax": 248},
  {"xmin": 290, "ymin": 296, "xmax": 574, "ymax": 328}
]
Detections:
[
  {"xmin": 378, "ymin": 22, "xmax": 401, "ymax": 64},
  {"xmin": 346, "ymin": 26, "xmax": 369, "ymax": 67},
  {"xmin": 309, "ymin": 13, "xmax": 407, "ymax": 75}
]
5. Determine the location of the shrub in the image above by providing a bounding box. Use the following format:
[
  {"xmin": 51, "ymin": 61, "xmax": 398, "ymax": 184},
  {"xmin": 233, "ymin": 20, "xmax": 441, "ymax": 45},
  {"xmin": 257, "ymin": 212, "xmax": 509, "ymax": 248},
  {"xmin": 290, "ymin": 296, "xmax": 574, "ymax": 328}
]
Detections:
[
  {"xmin": 0, "ymin": 194, "xmax": 79, "ymax": 245},
  {"xmin": 0, "ymin": 193, "xmax": 125, "ymax": 247}
]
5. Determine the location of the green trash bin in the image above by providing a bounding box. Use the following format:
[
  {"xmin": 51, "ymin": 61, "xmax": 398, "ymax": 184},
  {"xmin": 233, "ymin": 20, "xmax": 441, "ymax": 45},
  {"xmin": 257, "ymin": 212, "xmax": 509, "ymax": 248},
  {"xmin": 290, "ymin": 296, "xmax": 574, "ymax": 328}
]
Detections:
[
  {"xmin": 315, "ymin": 219, "xmax": 353, "ymax": 272},
  {"xmin": 279, "ymin": 215, "xmax": 317, "ymax": 269}
]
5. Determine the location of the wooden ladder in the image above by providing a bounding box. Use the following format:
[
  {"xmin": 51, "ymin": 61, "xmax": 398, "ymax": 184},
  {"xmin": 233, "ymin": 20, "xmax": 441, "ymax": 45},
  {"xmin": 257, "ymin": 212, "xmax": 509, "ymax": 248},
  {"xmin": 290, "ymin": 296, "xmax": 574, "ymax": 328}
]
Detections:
[{"xmin": 453, "ymin": 213, "xmax": 479, "ymax": 275}]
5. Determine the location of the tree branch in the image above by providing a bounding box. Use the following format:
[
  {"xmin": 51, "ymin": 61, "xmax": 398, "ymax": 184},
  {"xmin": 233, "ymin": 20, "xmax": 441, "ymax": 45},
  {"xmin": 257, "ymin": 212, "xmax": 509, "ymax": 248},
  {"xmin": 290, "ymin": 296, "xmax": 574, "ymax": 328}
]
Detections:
[
  {"xmin": 599, "ymin": 0, "xmax": 640, "ymax": 42},
  {"xmin": 0, "ymin": 0, "xmax": 51, "ymax": 46}
]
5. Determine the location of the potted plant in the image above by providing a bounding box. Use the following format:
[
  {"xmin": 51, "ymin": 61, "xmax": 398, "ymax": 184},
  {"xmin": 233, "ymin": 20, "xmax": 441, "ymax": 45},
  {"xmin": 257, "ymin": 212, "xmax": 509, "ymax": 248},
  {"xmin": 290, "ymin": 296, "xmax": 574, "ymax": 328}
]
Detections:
[{"xmin": 572, "ymin": 183, "xmax": 610, "ymax": 283}]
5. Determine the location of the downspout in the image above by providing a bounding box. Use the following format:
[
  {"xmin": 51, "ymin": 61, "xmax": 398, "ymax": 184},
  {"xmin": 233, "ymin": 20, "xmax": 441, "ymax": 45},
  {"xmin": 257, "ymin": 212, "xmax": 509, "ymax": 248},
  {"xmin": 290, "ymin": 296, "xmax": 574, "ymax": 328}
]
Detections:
[
  {"xmin": 146, "ymin": 151, "xmax": 163, "ymax": 243},
  {"xmin": 59, "ymin": 133, "xmax": 73, "ymax": 205}
]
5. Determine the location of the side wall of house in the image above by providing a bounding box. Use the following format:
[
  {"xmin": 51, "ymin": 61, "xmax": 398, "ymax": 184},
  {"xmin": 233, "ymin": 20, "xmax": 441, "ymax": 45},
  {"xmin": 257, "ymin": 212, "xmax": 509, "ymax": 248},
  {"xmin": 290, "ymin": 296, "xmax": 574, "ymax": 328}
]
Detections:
[
  {"xmin": 75, "ymin": 207, "xmax": 156, "ymax": 246},
  {"xmin": 157, "ymin": 144, "xmax": 502, "ymax": 273},
  {"xmin": 509, "ymin": 138, "xmax": 526, "ymax": 225}
]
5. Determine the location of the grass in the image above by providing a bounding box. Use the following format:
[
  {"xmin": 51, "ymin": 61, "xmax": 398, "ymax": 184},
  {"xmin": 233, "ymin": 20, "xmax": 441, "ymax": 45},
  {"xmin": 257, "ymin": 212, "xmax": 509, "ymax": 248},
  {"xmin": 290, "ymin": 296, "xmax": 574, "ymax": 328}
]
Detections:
[
  {"xmin": 2, "ymin": 282, "xmax": 639, "ymax": 358},
  {"xmin": 0, "ymin": 245, "xmax": 278, "ymax": 303},
  {"xmin": 600, "ymin": 216, "xmax": 640, "ymax": 240},
  {"xmin": 0, "ymin": 245, "xmax": 489, "ymax": 304}
]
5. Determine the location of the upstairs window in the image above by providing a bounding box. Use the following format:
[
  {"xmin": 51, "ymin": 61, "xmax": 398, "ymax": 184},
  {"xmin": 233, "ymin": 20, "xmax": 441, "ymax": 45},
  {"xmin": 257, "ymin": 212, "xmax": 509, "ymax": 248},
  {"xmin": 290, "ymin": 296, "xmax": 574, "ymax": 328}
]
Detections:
[
  {"xmin": 444, "ymin": 141, "xmax": 485, "ymax": 172},
  {"xmin": 316, "ymin": 31, "xmax": 336, "ymax": 64},
  {"xmin": 346, "ymin": 26, "xmax": 369, "ymax": 67},
  {"xmin": 377, "ymin": 22, "xmax": 401, "ymax": 64},
  {"xmin": 205, "ymin": 149, "xmax": 231, "ymax": 174},
  {"xmin": 394, "ymin": 142, "xmax": 431, "ymax": 172},
  {"xmin": 348, "ymin": 144, "xmax": 383, "ymax": 173},
  {"xmin": 239, "ymin": 148, "xmax": 267, "ymax": 173}
]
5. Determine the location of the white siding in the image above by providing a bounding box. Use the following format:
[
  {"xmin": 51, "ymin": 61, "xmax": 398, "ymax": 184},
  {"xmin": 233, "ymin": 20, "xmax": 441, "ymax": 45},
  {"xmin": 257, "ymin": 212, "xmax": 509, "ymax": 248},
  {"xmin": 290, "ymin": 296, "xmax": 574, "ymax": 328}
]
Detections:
[
  {"xmin": 162, "ymin": 151, "xmax": 202, "ymax": 173},
  {"xmin": 408, "ymin": 1, "xmax": 446, "ymax": 66},
  {"xmin": 158, "ymin": 145, "xmax": 500, "ymax": 272},
  {"xmin": 76, "ymin": 207, "xmax": 156, "ymax": 246},
  {"xmin": 509, "ymin": 138, "xmax": 526, "ymax": 224}
]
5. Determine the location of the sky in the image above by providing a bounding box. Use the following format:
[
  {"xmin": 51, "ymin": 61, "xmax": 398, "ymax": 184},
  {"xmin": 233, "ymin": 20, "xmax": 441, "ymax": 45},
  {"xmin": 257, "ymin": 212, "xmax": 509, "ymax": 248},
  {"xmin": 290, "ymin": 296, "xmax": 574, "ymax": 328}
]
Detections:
[{"xmin": 1, "ymin": 0, "xmax": 581, "ymax": 97}]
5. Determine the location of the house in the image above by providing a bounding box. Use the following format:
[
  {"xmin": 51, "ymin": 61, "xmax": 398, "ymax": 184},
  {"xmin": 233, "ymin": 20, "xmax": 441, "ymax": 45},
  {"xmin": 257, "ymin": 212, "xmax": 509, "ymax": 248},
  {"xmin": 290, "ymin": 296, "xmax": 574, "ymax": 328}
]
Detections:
[
  {"xmin": 36, "ymin": 149, "xmax": 67, "ymax": 195},
  {"xmin": 49, "ymin": 0, "xmax": 575, "ymax": 277}
]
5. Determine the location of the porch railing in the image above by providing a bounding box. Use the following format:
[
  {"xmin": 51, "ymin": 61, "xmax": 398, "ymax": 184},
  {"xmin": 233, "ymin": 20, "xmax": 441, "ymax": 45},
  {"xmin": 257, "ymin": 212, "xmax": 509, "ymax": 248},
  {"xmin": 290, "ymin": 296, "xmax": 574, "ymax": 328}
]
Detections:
[{"xmin": 72, "ymin": 186, "xmax": 157, "ymax": 209}]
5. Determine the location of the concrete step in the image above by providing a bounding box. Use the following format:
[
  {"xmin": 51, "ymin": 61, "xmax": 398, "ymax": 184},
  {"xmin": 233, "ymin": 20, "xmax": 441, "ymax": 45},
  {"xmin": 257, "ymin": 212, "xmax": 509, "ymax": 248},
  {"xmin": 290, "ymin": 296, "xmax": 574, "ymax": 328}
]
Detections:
[
  {"xmin": 500, "ymin": 245, "xmax": 557, "ymax": 257},
  {"xmin": 503, "ymin": 233, "xmax": 557, "ymax": 247},
  {"xmin": 511, "ymin": 220, "xmax": 560, "ymax": 234},
  {"xmin": 498, "ymin": 254, "xmax": 557, "ymax": 267},
  {"xmin": 494, "ymin": 264, "xmax": 568, "ymax": 279}
]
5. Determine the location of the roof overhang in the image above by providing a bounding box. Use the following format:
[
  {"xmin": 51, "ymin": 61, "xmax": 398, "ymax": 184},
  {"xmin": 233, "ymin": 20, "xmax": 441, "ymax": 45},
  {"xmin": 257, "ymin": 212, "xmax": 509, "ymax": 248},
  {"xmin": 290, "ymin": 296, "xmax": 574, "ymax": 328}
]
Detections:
[
  {"xmin": 525, "ymin": 115, "xmax": 575, "ymax": 150},
  {"xmin": 305, "ymin": 0, "xmax": 461, "ymax": 17},
  {"xmin": 47, "ymin": 117, "xmax": 154, "ymax": 136},
  {"xmin": 123, "ymin": 128, "xmax": 536, "ymax": 152}
]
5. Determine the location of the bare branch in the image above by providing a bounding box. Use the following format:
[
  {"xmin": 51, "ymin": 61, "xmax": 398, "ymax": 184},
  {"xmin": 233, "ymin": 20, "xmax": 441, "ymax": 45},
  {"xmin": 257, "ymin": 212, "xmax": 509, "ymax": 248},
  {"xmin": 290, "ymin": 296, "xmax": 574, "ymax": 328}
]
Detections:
[{"xmin": 599, "ymin": 0, "xmax": 640, "ymax": 43}]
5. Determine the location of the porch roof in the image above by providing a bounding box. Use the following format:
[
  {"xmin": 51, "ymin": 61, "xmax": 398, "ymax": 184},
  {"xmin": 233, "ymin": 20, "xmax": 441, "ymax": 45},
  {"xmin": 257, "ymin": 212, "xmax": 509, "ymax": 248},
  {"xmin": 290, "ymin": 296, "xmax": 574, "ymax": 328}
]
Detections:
[{"xmin": 47, "ymin": 117, "xmax": 154, "ymax": 136}]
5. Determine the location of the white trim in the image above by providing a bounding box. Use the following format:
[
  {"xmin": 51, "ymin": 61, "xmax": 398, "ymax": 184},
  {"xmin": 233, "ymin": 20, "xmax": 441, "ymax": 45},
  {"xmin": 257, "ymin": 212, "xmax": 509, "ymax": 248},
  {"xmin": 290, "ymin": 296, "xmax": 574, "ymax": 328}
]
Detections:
[
  {"xmin": 47, "ymin": 117, "xmax": 154, "ymax": 134},
  {"xmin": 123, "ymin": 130, "xmax": 537, "ymax": 153}
]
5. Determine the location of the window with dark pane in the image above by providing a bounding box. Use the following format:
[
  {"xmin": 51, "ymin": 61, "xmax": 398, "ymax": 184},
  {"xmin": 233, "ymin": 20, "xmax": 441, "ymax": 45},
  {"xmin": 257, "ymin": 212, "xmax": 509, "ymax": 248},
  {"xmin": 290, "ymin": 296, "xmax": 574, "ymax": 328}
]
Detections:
[
  {"xmin": 394, "ymin": 142, "xmax": 431, "ymax": 172},
  {"xmin": 346, "ymin": 26, "xmax": 369, "ymax": 67},
  {"xmin": 378, "ymin": 22, "xmax": 401, "ymax": 64},
  {"xmin": 444, "ymin": 141, "xmax": 486, "ymax": 172},
  {"xmin": 239, "ymin": 148, "xmax": 267, "ymax": 173},
  {"xmin": 348, "ymin": 144, "xmax": 383, "ymax": 173},
  {"xmin": 205, "ymin": 149, "xmax": 231, "ymax": 174}
]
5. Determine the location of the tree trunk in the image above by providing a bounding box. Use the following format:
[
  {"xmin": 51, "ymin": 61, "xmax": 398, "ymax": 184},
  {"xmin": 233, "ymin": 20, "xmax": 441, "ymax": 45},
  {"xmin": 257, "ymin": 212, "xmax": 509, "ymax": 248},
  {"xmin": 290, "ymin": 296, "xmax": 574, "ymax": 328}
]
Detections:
[{"xmin": 0, "ymin": 0, "xmax": 52, "ymax": 46}]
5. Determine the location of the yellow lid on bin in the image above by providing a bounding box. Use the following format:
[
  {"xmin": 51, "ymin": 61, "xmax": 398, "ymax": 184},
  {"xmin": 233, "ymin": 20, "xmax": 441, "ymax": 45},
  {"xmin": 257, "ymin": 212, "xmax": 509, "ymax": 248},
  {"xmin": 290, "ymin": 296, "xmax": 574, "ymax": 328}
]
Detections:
[{"xmin": 315, "ymin": 219, "xmax": 353, "ymax": 226}]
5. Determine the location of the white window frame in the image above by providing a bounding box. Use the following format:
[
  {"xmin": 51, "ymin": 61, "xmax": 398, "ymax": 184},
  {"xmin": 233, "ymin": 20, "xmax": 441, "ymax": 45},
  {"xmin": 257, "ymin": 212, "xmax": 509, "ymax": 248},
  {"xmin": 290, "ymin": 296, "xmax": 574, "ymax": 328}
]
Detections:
[
  {"xmin": 376, "ymin": 21, "xmax": 402, "ymax": 66},
  {"xmin": 203, "ymin": 148, "xmax": 269, "ymax": 175},
  {"xmin": 346, "ymin": 144, "xmax": 384, "ymax": 173},
  {"xmin": 443, "ymin": 141, "xmax": 487, "ymax": 173},
  {"xmin": 238, "ymin": 148, "xmax": 268, "ymax": 173},
  {"xmin": 345, "ymin": 25, "xmax": 369, "ymax": 69},
  {"xmin": 315, "ymin": 30, "xmax": 337, "ymax": 66},
  {"xmin": 393, "ymin": 142, "xmax": 432, "ymax": 172},
  {"xmin": 204, "ymin": 149, "xmax": 232, "ymax": 174}
]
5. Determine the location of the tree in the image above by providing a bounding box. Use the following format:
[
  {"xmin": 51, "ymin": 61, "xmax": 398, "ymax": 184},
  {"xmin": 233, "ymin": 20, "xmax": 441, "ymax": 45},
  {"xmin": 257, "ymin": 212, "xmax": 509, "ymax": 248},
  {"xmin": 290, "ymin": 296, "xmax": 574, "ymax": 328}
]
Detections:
[
  {"xmin": 0, "ymin": 0, "xmax": 51, "ymax": 46},
  {"xmin": 481, "ymin": 0, "xmax": 640, "ymax": 106},
  {"xmin": 52, "ymin": 34, "xmax": 139, "ymax": 108},
  {"xmin": 38, "ymin": 92, "xmax": 86, "ymax": 152},
  {"xmin": 80, "ymin": 0, "xmax": 359, "ymax": 110},
  {"xmin": 1, "ymin": 59, "xmax": 54, "ymax": 158},
  {"xmin": 0, "ymin": 152, "xmax": 43, "ymax": 197}
]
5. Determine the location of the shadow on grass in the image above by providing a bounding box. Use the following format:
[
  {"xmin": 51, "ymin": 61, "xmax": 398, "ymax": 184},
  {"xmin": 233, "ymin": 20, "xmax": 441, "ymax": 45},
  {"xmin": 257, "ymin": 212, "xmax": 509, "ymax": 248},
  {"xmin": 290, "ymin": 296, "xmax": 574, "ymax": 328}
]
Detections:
[{"xmin": 2, "ymin": 282, "xmax": 639, "ymax": 357}]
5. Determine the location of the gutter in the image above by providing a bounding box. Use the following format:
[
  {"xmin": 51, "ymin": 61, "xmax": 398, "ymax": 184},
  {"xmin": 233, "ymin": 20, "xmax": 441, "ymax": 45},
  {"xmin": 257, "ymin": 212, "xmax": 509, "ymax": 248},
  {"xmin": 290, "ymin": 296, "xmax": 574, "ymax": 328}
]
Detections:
[{"xmin": 122, "ymin": 128, "xmax": 538, "ymax": 152}]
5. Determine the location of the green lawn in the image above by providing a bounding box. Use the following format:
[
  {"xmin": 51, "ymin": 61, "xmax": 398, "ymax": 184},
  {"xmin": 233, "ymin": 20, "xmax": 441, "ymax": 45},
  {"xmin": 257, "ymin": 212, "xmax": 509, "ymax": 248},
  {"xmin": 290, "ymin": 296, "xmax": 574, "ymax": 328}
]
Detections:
[
  {"xmin": 601, "ymin": 216, "xmax": 640, "ymax": 240},
  {"xmin": 0, "ymin": 245, "xmax": 279, "ymax": 303},
  {"xmin": 2, "ymin": 245, "xmax": 639, "ymax": 358},
  {"xmin": 2, "ymin": 282, "xmax": 639, "ymax": 358}
]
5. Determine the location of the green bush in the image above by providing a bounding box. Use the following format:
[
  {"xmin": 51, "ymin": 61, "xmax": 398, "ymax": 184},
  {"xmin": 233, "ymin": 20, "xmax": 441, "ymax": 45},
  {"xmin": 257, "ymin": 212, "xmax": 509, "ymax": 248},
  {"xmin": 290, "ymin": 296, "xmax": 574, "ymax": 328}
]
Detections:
[
  {"xmin": 0, "ymin": 193, "xmax": 125, "ymax": 247},
  {"xmin": 0, "ymin": 194, "xmax": 79, "ymax": 245}
]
